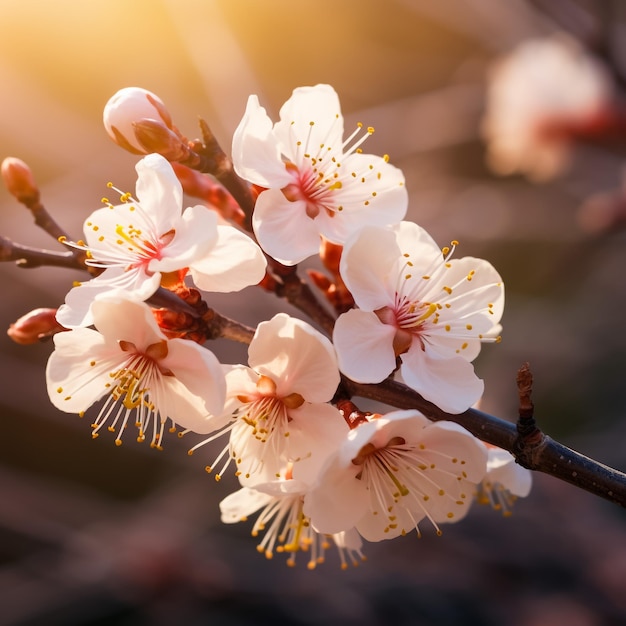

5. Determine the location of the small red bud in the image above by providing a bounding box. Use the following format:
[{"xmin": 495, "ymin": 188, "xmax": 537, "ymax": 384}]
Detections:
[
  {"xmin": 1, "ymin": 157, "xmax": 40, "ymax": 205},
  {"xmin": 7, "ymin": 308, "xmax": 65, "ymax": 344},
  {"xmin": 133, "ymin": 119, "xmax": 188, "ymax": 161}
]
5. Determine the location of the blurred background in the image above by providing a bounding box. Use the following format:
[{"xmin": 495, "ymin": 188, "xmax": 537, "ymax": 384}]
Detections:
[{"xmin": 1, "ymin": 0, "xmax": 626, "ymax": 624}]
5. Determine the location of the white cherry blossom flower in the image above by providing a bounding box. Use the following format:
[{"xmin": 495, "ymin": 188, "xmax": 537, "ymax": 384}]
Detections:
[
  {"xmin": 333, "ymin": 221, "xmax": 504, "ymax": 413},
  {"xmin": 232, "ymin": 84, "xmax": 408, "ymax": 265},
  {"xmin": 476, "ymin": 446, "xmax": 532, "ymax": 515},
  {"xmin": 188, "ymin": 313, "xmax": 347, "ymax": 484},
  {"xmin": 220, "ymin": 473, "xmax": 365, "ymax": 569},
  {"xmin": 305, "ymin": 410, "xmax": 487, "ymax": 542},
  {"xmin": 482, "ymin": 34, "xmax": 614, "ymax": 181},
  {"xmin": 47, "ymin": 296, "xmax": 225, "ymax": 448},
  {"xmin": 57, "ymin": 153, "xmax": 266, "ymax": 328}
]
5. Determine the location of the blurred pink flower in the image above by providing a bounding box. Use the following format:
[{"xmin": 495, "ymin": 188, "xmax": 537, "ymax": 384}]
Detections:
[{"xmin": 482, "ymin": 34, "xmax": 614, "ymax": 181}]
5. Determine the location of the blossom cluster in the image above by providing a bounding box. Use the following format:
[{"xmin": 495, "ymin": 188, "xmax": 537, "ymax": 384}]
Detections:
[{"xmin": 19, "ymin": 84, "xmax": 530, "ymax": 569}]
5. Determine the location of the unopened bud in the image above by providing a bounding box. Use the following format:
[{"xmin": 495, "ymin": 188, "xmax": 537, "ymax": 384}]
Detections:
[
  {"xmin": 103, "ymin": 87, "xmax": 173, "ymax": 154},
  {"xmin": 7, "ymin": 308, "xmax": 65, "ymax": 345},
  {"xmin": 1, "ymin": 157, "xmax": 40, "ymax": 205},
  {"xmin": 132, "ymin": 119, "xmax": 188, "ymax": 161}
]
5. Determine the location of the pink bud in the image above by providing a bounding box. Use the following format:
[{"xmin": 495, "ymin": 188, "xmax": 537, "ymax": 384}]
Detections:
[
  {"xmin": 7, "ymin": 308, "xmax": 65, "ymax": 345},
  {"xmin": 1, "ymin": 157, "xmax": 40, "ymax": 205},
  {"xmin": 103, "ymin": 87, "xmax": 173, "ymax": 154}
]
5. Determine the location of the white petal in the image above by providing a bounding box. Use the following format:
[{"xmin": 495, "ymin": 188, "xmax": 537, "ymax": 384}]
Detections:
[
  {"xmin": 305, "ymin": 456, "xmax": 369, "ymax": 535},
  {"xmin": 56, "ymin": 270, "xmax": 162, "ymax": 329},
  {"xmin": 46, "ymin": 328, "xmax": 120, "ymax": 412},
  {"xmin": 91, "ymin": 296, "xmax": 165, "ymax": 349},
  {"xmin": 134, "ymin": 153, "xmax": 183, "ymax": 225},
  {"xmin": 486, "ymin": 447, "xmax": 532, "ymax": 497},
  {"xmin": 339, "ymin": 225, "xmax": 400, "ymax": 311},
  {"xmin": 333, "ymin": 309, "xmax": 397, "ymax": 383},
  {"xmin": 161, "ymin": 338, "xmax": 226, "ymax": 418},
  {"xmin": 231, "ymin": 95, "xmax": 293, "ymax": 188},
  {"xmin": 400, "ymin": 348, "xmax": 484, "ymax": 414},
  {"xmin": 219, "ymin": 487, "xmax": 274, "ymax": 523},
  {"xmin": 249, "ymin": 313, "xmax": 339, "ymax": 402},
  {"xmin": 189, "ymin": 224, "xmax": 267, "ymax": 292},
  {"xmin": 314, "ymin": 154, "xmax": 407, "ymax": 243},
  {"xmin": 286, "ymin": 402, "xmax": 348, "ymax": 484},
  {"xmin": 150, "ymin": 374, "xmax": 221, "ymax": 433},
  {"xmin": 150, "ymin": 205, "xmax": 218, "ymax": 273},
  {"xmin": 252, "ymin": 188, "xmax": 321, "ymax": 265},
  {"xmin": 273, "ymin": 84, "xmax": 344, "ymax": 159}
]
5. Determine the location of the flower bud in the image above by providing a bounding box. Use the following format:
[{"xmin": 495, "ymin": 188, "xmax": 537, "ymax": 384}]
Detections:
[
  {"xmin": 7, "ymin": 308, "xmax": 65, "ymax": 345},
  {"xmin": 1, "ymin": 157, "xmax": 40, "ymax": 205},
  {"xmin": 132, "ymin": 118, "xmax": 187, "ymax": 160},
  {"xmin": 103, "ymin": 87, "xmax": 173, "ymax": 154}
]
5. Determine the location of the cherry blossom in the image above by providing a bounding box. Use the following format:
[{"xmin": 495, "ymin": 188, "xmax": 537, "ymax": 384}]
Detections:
[
  {"xmin": 482, "ymin": 34, "xmax": 614, "ymax": 181},
  {"xmin": 231, "ymin": 84, "xmax": 408, "ymax": 264},
  {"xmin": 220, "ymin": 473, "xmax": 365, "ymax": 569},
  {"xmin": 333, "ymin": 221, "xmax": 504, "ymax": 413},
  {"xmin": 46, "ymin": 296, "xmax": 225, "ymax": 448},
  {"xmin": 188, "ymin": 313, "xmax": 347, "ymax": 484},
  {"xmin": 304, "ymin": 410, "xmax": 488, "ymax": 542},
  {"xmin": 476, "ymin": 446, "xmax": 532, "ymax": 515},
  {"xmin": 56, "ymin": 153, "xmax": 266, "ymax": 328}
]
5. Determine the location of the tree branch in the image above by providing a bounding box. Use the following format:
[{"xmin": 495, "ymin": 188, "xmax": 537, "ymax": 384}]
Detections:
[
  {"xmin": 342, "ymin": 372, "xmax": 626, "ymax": 508},
  {"xmin": 0, "ymin": 236, "xmax": 84, "ymax": 270}
]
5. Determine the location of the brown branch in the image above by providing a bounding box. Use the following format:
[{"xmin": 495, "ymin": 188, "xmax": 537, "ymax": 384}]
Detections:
[
  {"xmin": 341, "ymin": 374, "xmax": 626, "ymax": 508},
  {"xmin": 195, "ymin": 118, "xmax": 256, "ymax": 231},
  {"xmin": 267, "ymin": 259, "xmax": 337, "ymax": 336},
  {"xmin": 139, "ymin": 290, "xmax": 626, "ymax": 508},
  {"xmin": 0, "ymin": 236, "xmax": 84, "ymax": 270}
]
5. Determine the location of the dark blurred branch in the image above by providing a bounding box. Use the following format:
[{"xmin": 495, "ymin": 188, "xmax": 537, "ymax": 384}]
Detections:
[
  {"xmin": 341, "ymin": 370, "xmax": 626, "ymax": 508},
  {"xmin": 0, "ymin": 236, "xmax": 84, "ymax": 270}
]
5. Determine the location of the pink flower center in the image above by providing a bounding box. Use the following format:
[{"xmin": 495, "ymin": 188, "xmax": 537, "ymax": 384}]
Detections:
[
  {"xmin": 282, "ymin": 162, "xmax": 342, "ymax": 219},
  {"xmin": 375, "ymin": 294, "xmax": 439, "ymax": 356}
]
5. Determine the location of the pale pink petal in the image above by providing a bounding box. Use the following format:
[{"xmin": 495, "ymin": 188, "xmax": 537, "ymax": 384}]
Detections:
[
  {"xmin": 304, "ymin": 456, "xmax": 369, "ymax": 535},
  {"xmin": 91, "ymin": 296, "xmax": 164, "ymax": 350},
  {"xmin": 231, "ymin": 95, "xmax": 293, "ymax": 188},
  {"xmin": 355, "ymin": 504, "xmax": 416, "ymax": 541},
  {"xmin": 224, "ymin": 365, "xmax": 259, "ymax": 397},
  {"xmin": 286, "ymin": 402, "xmax": 348, "ymax": 484},
  {"xmin": 254, "ymin": 478, "xmax": 309, "ymax": 497},
  {"xmin": 392, "ymin": 220, "xmax": 442, "ymax": 260},
  {"xmin": 314, "ymin": 154, "xmax": 407, "ymax": 243},
  {"xmin": 220, "ymin": 487, "xmax": 274, "ymax": 523},
  {"xmin": 161, "ymin": 338, "xmax": 226, "ymax": 417},
  {"xmin": 487, "ymin": 447, "xmax": 532, "ymax": 497},
  {"xmin": 151, "ymin": 205, "xmax": 218, "ymax": 272},
  {"xmin": 252, "ymin": 188, "xmax": 321, "ymax": 265},
  {"xmin": 82, "ymin": 202, "xmax": 155, "ymax": 254},
  {"xmin": 56, "ymin": 270, "xmax": 161, "ymax": 329},
  {"xmin": 188, "ymin": 223, "xmax": 267, "ymax": 292},
  {"xmin": 150, "ymin": 374, "xmax": 220, "ymax": 433},
  {"xmin": 273, "ymin": 84, "xmax": 344, "ymax": 158},
  {"xmin": 340, "ymin": 225, "xmax": 400, "ymax": 311},
  {"xmin": 249, "ymin": 313, "xmax": 339, "ymax": 402},
  {"xmin": 432, "ymin": 256, "xmax": 504, "ymax": 322},
  {"xmin": 46, "ymin": 329, "xmax": 120, "ymax": 412},
  {"xmin": 400, "ymin": 348, "xmax": 484, "ymax": 414},
  {"xmin": 134, "ymin": 153, "xmax": 183, "ymax": 226},
  {"xmin": 333, "ymin": 309, "xmax": 397, "ymax": 383}
]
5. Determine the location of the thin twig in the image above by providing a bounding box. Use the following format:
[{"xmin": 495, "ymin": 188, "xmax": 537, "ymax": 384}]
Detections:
[
  {"xmin": 342, "ymin": 372, "xmax": 626, "ymax": 508},
  {"xmin": 0, "ymin": 236, "xmax": 84, "ymax": 270}
]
